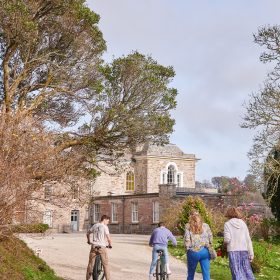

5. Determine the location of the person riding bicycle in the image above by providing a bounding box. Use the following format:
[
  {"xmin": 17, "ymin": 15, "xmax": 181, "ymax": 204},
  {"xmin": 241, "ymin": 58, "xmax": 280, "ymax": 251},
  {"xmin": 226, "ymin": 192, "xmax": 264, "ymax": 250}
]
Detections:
[
  {"xmin": 86, "ymin": 214, "xmax": 112, "ymax": 280},
  {"xmin": 149, "ymin": 221, "xmax": 177, "ymax": 280}
]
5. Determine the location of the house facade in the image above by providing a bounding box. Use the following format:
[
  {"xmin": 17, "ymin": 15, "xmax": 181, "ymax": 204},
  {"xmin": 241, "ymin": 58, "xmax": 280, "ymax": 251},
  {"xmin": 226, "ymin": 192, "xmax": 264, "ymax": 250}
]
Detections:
[{"xmin": 26, "ymin": 143, "xmax": 200, "ymax": 233}]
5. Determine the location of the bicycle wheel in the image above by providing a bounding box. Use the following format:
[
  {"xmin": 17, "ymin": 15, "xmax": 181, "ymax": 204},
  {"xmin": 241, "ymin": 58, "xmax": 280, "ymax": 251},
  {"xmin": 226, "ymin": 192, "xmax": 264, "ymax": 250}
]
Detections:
[
  {"xmin": 92, "ymin": 255, "xmax": 105, "ymax": 280},
  {"xmin": 160, "ymin": 256, "xmax": 169, "ymax": 280},
  {"xmin": 155, "ymin": 259, "xmax": 161, "ymax": 280}
]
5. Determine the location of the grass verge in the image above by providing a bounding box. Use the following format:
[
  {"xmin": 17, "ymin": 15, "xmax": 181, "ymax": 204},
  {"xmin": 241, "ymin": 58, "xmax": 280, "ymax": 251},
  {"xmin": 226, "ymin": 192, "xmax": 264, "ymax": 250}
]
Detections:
[
  {"xmin": 0, "ymin": 235, "xmax": 63, "ymax": 280},
  {"xmin": 169, "ymin": 237, "xmax": 280, "ymax": 280}
]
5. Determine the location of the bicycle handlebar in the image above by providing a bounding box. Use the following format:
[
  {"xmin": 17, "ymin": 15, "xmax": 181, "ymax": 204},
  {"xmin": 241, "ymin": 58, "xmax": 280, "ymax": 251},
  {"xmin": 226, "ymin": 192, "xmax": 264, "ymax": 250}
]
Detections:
[{"xmin": 87, "ymin": 242, "xmax": 112, "ymax": 249}]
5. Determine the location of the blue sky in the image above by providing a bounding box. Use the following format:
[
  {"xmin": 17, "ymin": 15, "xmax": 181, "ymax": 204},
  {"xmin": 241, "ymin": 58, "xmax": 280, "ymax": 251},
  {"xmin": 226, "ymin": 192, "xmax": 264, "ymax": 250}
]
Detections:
[{"xmin": 87, "ymin": 0, "xmax": 280, "ymax": 182}]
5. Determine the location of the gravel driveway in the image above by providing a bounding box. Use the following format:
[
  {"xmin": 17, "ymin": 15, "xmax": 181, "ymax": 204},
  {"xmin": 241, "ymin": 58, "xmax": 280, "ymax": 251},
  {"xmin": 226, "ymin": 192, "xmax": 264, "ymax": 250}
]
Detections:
[{"xmin": 20, "ymin": 233, "xmax": 202, "ymax": 280}]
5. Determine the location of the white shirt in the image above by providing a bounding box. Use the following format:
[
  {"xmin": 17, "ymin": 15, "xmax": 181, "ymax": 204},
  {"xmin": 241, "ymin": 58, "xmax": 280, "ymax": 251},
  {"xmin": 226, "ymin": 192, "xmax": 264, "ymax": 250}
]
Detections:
[
  {"xmin": 89, "ymin": 223, "xmax": 109, "ymax": 247},
  {"xmin": 224, "ymin": 218, "xmax": 254, "ymax": 258}
]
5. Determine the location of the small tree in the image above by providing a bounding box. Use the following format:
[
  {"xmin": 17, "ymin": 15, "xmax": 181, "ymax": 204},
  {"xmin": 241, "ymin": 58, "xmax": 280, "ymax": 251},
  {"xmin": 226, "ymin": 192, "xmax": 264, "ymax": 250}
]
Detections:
[{"xmin": 177, "ymin": 196, "xmax": 213, "ymax": 234}]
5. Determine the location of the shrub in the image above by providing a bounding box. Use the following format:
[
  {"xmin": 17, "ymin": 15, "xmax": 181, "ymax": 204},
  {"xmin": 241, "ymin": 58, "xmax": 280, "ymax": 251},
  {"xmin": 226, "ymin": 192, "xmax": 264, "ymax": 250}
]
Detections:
[
  {"xmin": 259, "ymin": 218, "xmax": 280, "ymax": 240},
  {"xmin": 177, "ymin": 196, "xmax": 213, "ymax": 234},
  {"xmin": 251, "ymin": 241, "xmax": 270, "ymax": 273},
  {"xmin": 12, "ymin": 223, "xmax": 49, "ymax": 233},
  {"xmin": 210, "ymin": 209, "xmax": 227, "ymax": 237},
  {"xmin": 162, "ymin": 202, "xmax": 184, "ymax": 234}
]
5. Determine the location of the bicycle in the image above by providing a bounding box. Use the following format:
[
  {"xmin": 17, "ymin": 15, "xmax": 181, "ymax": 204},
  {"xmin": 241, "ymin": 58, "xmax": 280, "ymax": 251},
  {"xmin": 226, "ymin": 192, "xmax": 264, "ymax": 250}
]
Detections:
[
  {"xmin": 153, "ymin": 249, "xmax": 169, "ymax": 280},
  {"xmin": 91, "ymin": 245, "xmax": 112, "ymax": 280}
]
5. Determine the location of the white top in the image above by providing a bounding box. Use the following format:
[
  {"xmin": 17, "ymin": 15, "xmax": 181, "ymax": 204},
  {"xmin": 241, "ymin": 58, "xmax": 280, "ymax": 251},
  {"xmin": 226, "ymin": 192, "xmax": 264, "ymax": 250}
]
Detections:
[
  {"xmin": 89, "ymin": 223, "xmax": 110, "ymax": 247},
  {"xmin": 224, "ymin": 218, "xmax": 254, "ymax": 258}
]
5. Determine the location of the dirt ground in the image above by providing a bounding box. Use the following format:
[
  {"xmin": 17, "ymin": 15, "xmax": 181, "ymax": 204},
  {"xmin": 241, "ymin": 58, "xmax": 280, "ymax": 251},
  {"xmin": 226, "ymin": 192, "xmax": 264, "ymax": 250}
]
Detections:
[{"xmin": 20, "ymin": 233, "xmax": 202, "ymax": 280}]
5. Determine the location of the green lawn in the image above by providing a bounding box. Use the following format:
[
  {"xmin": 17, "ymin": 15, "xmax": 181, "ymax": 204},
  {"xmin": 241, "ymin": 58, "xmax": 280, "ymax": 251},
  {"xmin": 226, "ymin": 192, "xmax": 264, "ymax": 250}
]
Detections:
[
  {"xmin": 0, "ymin": 236, "xmax": 63, "ymax": 280},
  {"xmin": 169, "ymin": 237, "xmax": 280, "ymax": 280}
]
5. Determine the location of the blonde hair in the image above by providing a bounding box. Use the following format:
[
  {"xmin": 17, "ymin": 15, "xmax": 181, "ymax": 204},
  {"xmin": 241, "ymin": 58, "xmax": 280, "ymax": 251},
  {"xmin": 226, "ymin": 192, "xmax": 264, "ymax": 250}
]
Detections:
[
  {"xmin": 225, "ymin": 207, "xmax": 243, "ymax": 219},
  {"xmin": 189, "ymin": 212, "xmax": 203, "ymax": 234}
]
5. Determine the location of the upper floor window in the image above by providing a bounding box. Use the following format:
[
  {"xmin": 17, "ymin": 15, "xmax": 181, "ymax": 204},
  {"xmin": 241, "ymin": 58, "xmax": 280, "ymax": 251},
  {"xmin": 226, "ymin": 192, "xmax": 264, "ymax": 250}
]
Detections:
[
  {"xmin": 92, "ymin": 204, "xmax": 100, "ymax": 223},
  {"xmin": 44, "ymin": 185, "xmax": 52, "ymax": 201},
  {"xmin": 126, "ymin": 171, "xmax": 135, "ymax": 191},
  {"xmin": 167, "ymin": 165, "xmax": 176, "ymax": 184},
  {"xmin": 161, "ymin": 162, "xmax": 183, "ymax": 187},
  {"xmin": 71, "ymin": 185, "xmax": 79, "ymax": 199},
  {"xmin": 177, "ymin": 173, "xmax": 182, "ymax": 188}
]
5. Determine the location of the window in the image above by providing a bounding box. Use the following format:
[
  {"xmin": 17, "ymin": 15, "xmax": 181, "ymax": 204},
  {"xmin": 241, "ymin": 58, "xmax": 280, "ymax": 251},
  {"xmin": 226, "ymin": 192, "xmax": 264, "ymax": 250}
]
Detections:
[
  {"xmin": 177, "ymin": 173, "xmax": 182, "ymax": 187},
  {"xmin": 71, "ymin": 185, "xmax": 79, "ymax": 199},
  {"xmin": 92, "ymin": 204, "xmax": 100, "ymax": 223},
  {"xmin": 126, "ymin": 171, "xmax": 135, "ymax": 191},
  {"xmin": 153, "ymin": 201, "xmax": 159, "ymax": 223},
  {"xmin": 162, "ymin": 172, "xmax": 166, "ymax": 184},
  {"xmin": 131, "ymin": 202, "xmax": 138, "ymax": 223},
  {"xmin": 43, "ymin": 210, "xmax": 53, "ymax": 228},
  {"xmin": 167, "ymin": 165, "xmax": 176, "ymax": 184},
  {"xmin": 111, "ymin": 203, "xmax": 118, "ymax": 223},
  {"xmin": 44, "ymin": 185, "xmax": 52, "ymax": 201},
  {"xmin": 85, "ymin": 207, "xmax": 89, "ymax": 220}
]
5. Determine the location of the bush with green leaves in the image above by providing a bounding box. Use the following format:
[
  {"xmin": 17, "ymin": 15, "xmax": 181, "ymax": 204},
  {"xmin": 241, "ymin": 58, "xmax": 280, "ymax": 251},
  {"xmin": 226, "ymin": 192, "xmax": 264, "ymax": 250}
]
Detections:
[
  {"xmin": 251, "ymin": 241, "xmax": 270, "ymax": 273},
  {"xmin": 12, "ymin": 223, "xmax": 49, "ymax": 233},
  {"xmin": 177, "ymin": 196, "xmax": 213, "ymax": 234}
]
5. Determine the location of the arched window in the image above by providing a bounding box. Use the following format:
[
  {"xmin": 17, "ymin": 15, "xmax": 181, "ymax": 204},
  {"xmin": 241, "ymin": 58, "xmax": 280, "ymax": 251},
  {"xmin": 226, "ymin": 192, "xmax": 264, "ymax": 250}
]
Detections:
[
  {"xmin": 167, "ymin": 165, "xmax": 175, "ymax": 184},
  {"xmin": 126, "ymin": 171, "xmax": 135, "ymax": 191}
]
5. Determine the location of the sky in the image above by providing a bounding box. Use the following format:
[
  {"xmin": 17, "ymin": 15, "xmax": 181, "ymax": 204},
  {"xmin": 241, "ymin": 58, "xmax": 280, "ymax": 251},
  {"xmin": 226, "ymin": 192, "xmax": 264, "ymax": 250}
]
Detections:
[{"xmin": 87, "ymin": 0, "xmax": 280, "ymax": 182}]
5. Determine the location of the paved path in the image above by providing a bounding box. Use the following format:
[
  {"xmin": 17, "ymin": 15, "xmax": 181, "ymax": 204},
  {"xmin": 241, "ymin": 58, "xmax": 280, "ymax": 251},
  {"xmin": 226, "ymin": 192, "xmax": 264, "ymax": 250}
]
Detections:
[{"xmin": 20, "ymin": 233, "xmax": 202, "ymax": 280}]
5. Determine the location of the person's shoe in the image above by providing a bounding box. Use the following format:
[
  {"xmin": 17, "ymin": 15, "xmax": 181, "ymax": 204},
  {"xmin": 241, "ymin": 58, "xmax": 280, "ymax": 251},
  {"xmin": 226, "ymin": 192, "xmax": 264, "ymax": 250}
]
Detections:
[
  {"xmin": 166, "ymin": 263, "xmax": 172, "ymax": 274},
  {"xmin": 149, "ymin": 274, "xmax": 153, "ymax": 280}
]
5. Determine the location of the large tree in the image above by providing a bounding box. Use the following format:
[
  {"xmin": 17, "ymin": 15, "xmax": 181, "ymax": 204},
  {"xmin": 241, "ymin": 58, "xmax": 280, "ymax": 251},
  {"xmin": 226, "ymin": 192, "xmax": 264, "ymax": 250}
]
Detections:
[
  {"xmin": 0, "ymin": 0, "xmax": 177, "ymax": 167},
  {"xmin": 0, "ymin": 0, "xmax": 177, "ymax": 227},
  {"xmin": 264, "ymin": 147, "xmax": 280, "ymax": 221},
  {"xmin": 242, "ymin": 25, "xmax": 280, "ymax": 191}
]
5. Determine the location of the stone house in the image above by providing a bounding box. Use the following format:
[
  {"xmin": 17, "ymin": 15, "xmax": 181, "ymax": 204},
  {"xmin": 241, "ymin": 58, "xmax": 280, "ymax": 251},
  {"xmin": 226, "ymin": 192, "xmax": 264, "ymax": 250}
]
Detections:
[
  {"xmin": 21, "ymin": 142, "xmax": 270, "ymax": 233},
  {"xmin": 88, "ymin": 143, "xmax": 200, "ymax": 234},
  {"xmin": 25, "ymin": 143, "xmax": 200, "ymax": 232}
]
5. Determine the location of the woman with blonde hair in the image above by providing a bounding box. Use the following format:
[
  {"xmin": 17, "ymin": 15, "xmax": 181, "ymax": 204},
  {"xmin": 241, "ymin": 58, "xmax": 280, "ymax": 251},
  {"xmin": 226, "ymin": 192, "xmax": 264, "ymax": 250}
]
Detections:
[
  {"xmin": 224, "ymin": 207, "xmax": 255, "ymax": 280},
  {"xmin": 184, "ymin": 211, "xmax": 213, "ymax": 280}
]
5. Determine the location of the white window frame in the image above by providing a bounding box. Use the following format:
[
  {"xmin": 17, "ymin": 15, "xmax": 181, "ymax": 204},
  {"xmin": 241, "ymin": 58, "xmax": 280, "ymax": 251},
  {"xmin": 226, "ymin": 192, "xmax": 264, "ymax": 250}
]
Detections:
[
  {"xmin": 153, "ymin": 201, "xmax": 160, "ymax": 223},
  {"xmin": 111, "ymin": 203, "xmax": 118, "ymax": 223},
  {"xmin": 43, "ymin": 210, "xmax": 53, "ymax": 228},
  {"xmin": 93, "ymin": 204, "xmax": 100, "ymax": 223},
  {"xmin": 167, "ymin": 165, "xmax": 176, "ymax": 184},
  {"xmin": 177, "ymin": 172, "xmax": 184, "ymax": 188},
  {"xmin": 160, "ymin": 162, "xmax": 181, "ymax": 185},
  {"xmin": 131, "ymin": 202, "xmax": 138, "ymax": 223}
]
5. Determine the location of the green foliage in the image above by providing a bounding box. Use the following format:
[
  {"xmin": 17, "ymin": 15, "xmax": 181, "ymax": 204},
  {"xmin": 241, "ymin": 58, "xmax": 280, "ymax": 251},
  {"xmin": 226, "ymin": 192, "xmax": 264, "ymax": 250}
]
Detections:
[
  {"xmin": 251, "ymin": 241, "xmax": 270, "ymax": 273},
  {"xmin": 0, "ymin": 236, "xmax": 62, "ymax": 279},
  {"xmin": 169, "ymin": 237, "xmax": 280, "ymax": 280},
  {"xmin": 12, "ymin": 223, "xmax": 49, "ymax": 234},
  {"xmin": 259, "ymin": 218, "xmax": 280, "ymax": 240},
  {"xmin": 178, "ymin": 196, "xmax": 213, "ymax": 234}
]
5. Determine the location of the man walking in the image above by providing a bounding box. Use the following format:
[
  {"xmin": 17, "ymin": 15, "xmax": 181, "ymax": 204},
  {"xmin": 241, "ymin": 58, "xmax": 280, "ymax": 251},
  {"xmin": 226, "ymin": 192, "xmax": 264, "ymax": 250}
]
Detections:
[
  {"xmin": 86, "ymin": 215, "xmax": 112, "ymax": 280},
  {"xmin": 149, "ymin": 222, "xmax": 177, "ymax": 280}
]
